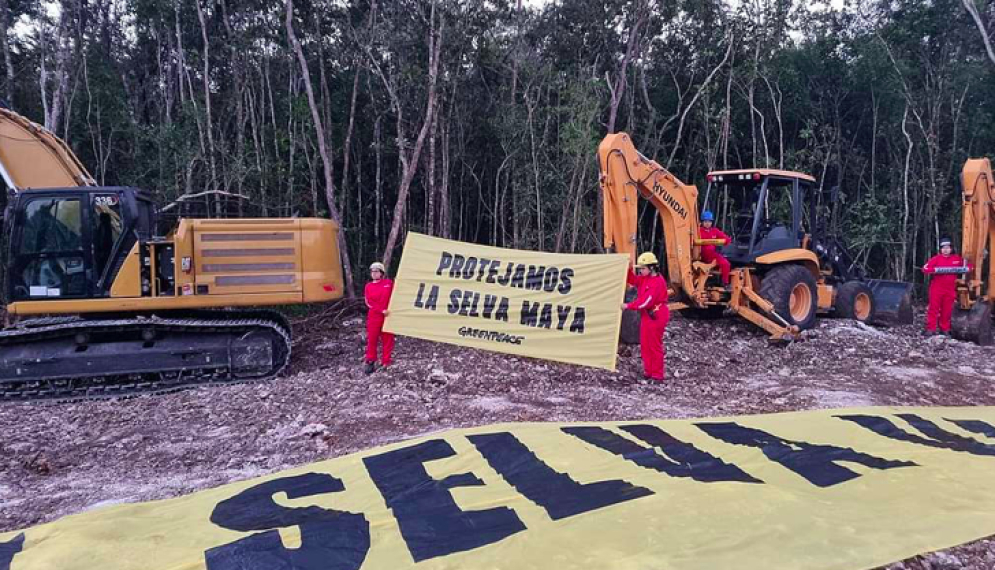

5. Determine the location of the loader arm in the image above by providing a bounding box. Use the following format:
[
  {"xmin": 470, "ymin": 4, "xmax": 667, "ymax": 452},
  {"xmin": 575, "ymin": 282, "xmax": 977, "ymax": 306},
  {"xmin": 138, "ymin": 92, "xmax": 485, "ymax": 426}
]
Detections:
[
  {"xmin": 959, "ymin": 158, "xmax": 995, "ymax": 305},
  {"xmin": 598, "ymin": 132, "xmax": 704, "ymax": 302}
]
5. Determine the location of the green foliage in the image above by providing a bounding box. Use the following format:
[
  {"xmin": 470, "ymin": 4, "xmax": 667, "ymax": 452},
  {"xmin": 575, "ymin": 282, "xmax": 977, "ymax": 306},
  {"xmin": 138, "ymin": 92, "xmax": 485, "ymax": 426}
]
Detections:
[{"xmin": 6, "ymin": 0, "xmax": 995, "ymax": 283}]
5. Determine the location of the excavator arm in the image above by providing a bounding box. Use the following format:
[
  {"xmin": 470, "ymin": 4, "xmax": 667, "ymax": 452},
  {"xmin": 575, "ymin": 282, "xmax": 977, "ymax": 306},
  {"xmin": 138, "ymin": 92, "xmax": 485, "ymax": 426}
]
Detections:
[
  {"xmin": 959, "ymin": 158, "xmax": 995, "ymax": 304},
  {"xmin": 0, "ymin": 107, "xmax": 94, "ymax": 191},
  {"xmin": 598, "ymin": 132, "xmax": 707, "ymax": 304},
  {"xmin": 951, "ymin": 158, "xmax": 995, "ymax": 345}
]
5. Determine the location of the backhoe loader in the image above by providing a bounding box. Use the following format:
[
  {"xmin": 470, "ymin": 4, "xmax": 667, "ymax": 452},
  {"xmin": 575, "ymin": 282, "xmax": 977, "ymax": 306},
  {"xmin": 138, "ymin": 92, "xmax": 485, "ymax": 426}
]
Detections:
[
  {"xmin": 0, "ymin": 106, "xmax": 344, "ymax": 400},
  {"xmin": 598, "ymin": 133, "xmax": 912, "ymax": 343},
  {"xmin": 951, "ymin": 158, "xmax": 995, "ymax": 345}
]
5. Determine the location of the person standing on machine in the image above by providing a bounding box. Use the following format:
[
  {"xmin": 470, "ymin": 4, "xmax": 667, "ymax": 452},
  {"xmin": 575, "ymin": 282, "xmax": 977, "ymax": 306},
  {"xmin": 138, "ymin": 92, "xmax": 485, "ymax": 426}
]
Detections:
[
  {"xmin": 621, "ymin": 252, "xmax": 670, "ymax": 381},
  {"xmin": 698, "ymin": 211, "xmax": 732, "ymax": 286}
]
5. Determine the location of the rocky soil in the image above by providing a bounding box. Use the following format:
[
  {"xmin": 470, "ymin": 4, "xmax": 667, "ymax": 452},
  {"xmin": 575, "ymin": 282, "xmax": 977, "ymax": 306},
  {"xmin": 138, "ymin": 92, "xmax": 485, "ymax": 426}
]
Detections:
[{"xmin": 2, "ymin": 306, "xmax": 995, "ymax": 568}]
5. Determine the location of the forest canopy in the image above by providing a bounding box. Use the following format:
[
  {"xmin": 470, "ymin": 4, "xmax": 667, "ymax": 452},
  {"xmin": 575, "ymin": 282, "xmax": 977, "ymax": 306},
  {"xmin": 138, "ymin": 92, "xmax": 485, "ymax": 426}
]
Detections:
[{"xmin": 3, "ymin": 0, "xmax": 994, "ymax": 293}]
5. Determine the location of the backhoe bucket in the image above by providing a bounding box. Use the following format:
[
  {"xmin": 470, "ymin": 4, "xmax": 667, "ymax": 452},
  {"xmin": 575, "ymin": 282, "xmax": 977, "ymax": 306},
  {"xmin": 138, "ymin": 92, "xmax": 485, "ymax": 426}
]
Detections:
[{"xmin": 866, "ymin": 279, "xmax": 914, "ymax": 326}]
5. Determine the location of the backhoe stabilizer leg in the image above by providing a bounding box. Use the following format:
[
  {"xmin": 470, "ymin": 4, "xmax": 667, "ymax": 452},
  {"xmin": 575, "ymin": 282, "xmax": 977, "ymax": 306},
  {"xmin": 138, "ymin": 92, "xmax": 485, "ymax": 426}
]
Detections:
[
  {"xmin": 740, "ymin": 287, "xmax": 795, "ymax": 330},
  {"xmin": 725, "ymin": 274, "xmax": 800, "ymax": 342},
  {"xmin": 726, "ymin": 303, "xmax": 797, "ymax": 342}
]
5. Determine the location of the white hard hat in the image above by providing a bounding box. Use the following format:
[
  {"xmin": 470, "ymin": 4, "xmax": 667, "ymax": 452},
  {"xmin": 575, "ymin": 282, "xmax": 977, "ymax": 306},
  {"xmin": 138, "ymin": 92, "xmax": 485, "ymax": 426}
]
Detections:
[{"xmin": 370, "ymin": 262, "xmax": 386, "ymax": 273}]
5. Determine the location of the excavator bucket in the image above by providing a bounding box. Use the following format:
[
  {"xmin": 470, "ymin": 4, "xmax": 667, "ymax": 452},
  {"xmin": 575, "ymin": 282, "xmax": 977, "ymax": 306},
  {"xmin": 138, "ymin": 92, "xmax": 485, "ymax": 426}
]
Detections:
[
  {"xmin": 951, "ymin": 301, "xmax": 993, "ymax": 345},
  {"xmin": 866, "ymin": 279, "xmax": 914, "ymax": 326}
]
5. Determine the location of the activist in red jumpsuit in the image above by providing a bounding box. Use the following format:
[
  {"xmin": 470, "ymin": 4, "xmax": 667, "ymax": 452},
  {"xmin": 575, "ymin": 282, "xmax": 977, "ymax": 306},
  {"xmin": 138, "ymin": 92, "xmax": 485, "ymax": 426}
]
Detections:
[
  {"xmin": 921, "ymin": 238, "xmax": 971, "ymax": 336},
  {"xmin": 622, "ymin": 252, "xmax": 670, "ymax": 381},
  {"xmin": 698, "ymin": 210, "xmax": 732, "ymax": 285},
  {"xmin": 364, "ymin": 262, "xmax": 395, "ymax": 373}
]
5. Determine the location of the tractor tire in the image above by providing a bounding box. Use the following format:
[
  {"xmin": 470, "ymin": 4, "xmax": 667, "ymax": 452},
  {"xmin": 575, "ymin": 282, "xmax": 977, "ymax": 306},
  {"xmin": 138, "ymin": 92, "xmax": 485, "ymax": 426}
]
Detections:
[
  {"xmin": 834, "ymin": 281, "xmax": 877, "ymax": 323},
  {"xmin": 759, "ymin": 264, "xmax": 818, "ymax": 330}
]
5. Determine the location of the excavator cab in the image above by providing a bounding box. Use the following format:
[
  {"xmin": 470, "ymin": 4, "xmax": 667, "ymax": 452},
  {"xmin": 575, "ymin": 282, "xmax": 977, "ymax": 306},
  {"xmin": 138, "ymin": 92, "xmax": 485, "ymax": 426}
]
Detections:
[{"xmin": 2, "ymin": 187, "xmax": 155, "ymax": 304}]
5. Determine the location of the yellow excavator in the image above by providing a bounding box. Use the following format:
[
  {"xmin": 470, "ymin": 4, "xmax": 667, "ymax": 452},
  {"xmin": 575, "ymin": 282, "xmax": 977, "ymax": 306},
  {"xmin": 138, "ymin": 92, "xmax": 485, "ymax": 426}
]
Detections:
[
  {"xmin": 599, "ymin": 132, "xmax": 913, "ymax": 342},
  {"xmin": 0, "ymin": 106, "xmax": 344, "ymax": 400},
  {"xmin": 951, "ymin": 158, "xmax": 994, "ymax": 345}
]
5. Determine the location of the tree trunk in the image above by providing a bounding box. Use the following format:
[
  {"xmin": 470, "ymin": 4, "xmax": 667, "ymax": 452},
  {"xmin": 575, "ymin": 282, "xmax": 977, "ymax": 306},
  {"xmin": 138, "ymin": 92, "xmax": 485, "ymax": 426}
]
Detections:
[
  {"xmin": 286, "ymin": 0, "xmax": 356, "ymax": 296},
  {"xmin": 440, "ymin": 118, "xmax": 451, "ymax": 238},
  {"xmin": 195, "ymin": 0, "xmax": 218, "ymax": 195},
  {"xmin": 606, "ymin": 2, "xmax": 648, "ymax": 134},
  {"xmin": 43, "ymin": 2, "xmax": 74, "ymax": 131},
  {"xmin": 962, "ymin": 0, "xmax": 995, "ymax": 67},
  {"xmin": 427, "ymin": 108, "xmax": 437, "ymax": 235},
  {"xmin": 667, "ymin": 37, "xmax": 733, "ymax": 168},
  {"xmin": 341, "ymin": 67, "xmax": 361, "ymax": 219},
  {"xmin": 380, "ymin": 2, "xmax": 443, "ymax": 267},
  {"xmin": 0, "ymin": 0, "xmax": 12, "ymax": 104}
]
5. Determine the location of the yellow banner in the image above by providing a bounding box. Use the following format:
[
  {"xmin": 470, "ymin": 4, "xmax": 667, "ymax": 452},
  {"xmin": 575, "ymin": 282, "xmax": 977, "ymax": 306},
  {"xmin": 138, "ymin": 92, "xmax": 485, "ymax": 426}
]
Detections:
[
  {"xmin": 6, "ymin": 407, "xmax": 995, "ymax": 570},
  {"xmin": 384, "ymin": 233, "xmax": 629, "ymax": 370}
]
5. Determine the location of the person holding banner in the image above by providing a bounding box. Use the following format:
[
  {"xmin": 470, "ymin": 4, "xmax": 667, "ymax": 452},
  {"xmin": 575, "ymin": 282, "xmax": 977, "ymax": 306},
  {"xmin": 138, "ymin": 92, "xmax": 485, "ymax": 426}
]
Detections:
[
  {"xmin": 364, "ymin": 262, "xmax": 395, "ymax": 373},
  {"xmin": 921, "ymin": 238, "xmax": 971, "ymax": 336},
  {"xmin": 622, "ymin": 252, "xmax": 670, "ymax": 381}
]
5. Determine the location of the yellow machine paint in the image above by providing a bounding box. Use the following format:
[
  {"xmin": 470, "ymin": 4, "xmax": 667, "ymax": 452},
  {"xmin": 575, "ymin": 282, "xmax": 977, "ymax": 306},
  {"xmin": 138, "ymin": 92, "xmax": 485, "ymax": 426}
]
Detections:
[
  {"xmin": 7, "ymin": 217, "xmax": 343, "ymax": 316},
  {"xmin": 950, "ymin": 158, "xmax": 995, "ymax": 344}
]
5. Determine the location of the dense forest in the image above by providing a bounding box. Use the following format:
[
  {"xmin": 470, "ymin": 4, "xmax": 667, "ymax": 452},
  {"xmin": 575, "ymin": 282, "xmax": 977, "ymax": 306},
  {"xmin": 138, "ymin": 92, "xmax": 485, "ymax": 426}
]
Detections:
[{"xmin": 2, "ymin": 0, "xmax": 994, "ymax": 296}]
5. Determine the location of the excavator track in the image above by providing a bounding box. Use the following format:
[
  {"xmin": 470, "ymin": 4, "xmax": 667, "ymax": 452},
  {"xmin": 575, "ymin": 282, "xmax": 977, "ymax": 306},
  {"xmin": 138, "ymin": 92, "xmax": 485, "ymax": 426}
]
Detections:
[{"xmin": 0, "ymin": 310, "xmax": 291, "ymax": 402}]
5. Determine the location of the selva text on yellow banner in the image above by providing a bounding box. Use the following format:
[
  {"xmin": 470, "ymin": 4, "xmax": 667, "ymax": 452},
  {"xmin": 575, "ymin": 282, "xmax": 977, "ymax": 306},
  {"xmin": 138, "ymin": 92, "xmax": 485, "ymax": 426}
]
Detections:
[
  {"xmin": 383, "ymin": 233, "xmax": 629, "ymax": 370},
  {"xmin": 7, "ymin": 407, "xmax": 995, "ymax": 569}
]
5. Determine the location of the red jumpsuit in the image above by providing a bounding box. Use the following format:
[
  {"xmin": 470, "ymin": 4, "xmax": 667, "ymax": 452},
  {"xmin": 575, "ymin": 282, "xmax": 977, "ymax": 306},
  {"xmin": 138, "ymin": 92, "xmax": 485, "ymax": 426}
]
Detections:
[
  {"xmin": 365, "ymin": 278, "xmax": 395, "ymax": 365},
  {"xmin": 627, "ymin": 269, "xmax": 670, "ymax": 381},
  {"xmin": 921, "ymin": 254, "xmax": 970, "ymax": 333},
  {"xmin": 699, "ymin": 226, "xmax": 732, "ymax": 284}
]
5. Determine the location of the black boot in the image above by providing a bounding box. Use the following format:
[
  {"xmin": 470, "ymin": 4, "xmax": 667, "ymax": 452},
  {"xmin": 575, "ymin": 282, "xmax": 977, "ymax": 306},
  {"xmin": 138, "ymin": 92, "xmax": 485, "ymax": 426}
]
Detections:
[{"xmin": 364, "ymin": 362, "xmax": 376, "ymax": 374}]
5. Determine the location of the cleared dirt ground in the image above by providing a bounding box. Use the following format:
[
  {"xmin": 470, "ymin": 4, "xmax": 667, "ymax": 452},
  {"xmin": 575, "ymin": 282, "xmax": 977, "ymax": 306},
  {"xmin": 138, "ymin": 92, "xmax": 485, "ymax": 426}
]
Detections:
[{"xmin": 2, "ymin": 307, "xmax": 995, "ymax": 568}]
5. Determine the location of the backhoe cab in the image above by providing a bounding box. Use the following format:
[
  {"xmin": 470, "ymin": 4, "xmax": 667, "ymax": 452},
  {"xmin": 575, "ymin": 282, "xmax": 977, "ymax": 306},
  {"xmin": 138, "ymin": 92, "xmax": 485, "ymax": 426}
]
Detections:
[
  {"xmin": 703, "ymin": 169, "xmax": 813, "ymax": 264},
  {"xmin": 3, "ymin": 187, "xmax": 155, "ymax": 305}
]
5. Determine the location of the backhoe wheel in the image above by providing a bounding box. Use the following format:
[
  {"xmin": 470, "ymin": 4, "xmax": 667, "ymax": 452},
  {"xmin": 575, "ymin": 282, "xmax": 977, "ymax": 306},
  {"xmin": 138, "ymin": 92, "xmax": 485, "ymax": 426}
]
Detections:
[
  {"xmin": 759, "ymin": 264, "xmax": 818, "ymax": 330},
  {"xmin": 834, "ymin": 281, "xmax": 877, "ymax": 323}
]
